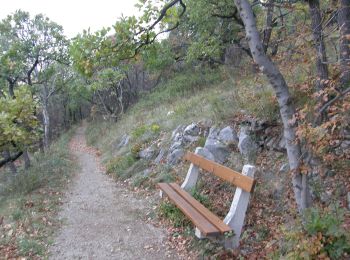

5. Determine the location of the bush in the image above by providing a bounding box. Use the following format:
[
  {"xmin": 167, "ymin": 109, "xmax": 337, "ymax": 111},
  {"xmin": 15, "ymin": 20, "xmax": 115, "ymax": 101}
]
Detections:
[
  {"xmin": 106, "ymin": 154, "xmax": 136, "ymax": 180},
  {"xmin": 158, "ymin": 201, "xmax": 190, "ymax": 227},
  {"xmin": 276, "ymin": 205, "xmax": 350, "ymax": 259},
  {"xmin": 1, "ymin": 132, "xmax": 74, "ymax": 196}
]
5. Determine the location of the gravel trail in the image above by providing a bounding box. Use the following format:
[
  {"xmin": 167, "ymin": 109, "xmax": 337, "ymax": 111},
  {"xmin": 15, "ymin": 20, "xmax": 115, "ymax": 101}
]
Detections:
[{"xmin": 49, "ymin": 126, "xmax": 176, "ymax": 259}]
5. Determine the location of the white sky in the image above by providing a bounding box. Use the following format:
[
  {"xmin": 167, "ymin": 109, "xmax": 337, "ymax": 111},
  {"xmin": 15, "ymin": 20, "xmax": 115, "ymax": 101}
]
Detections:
[{"xmin": 0, "ymin": 0, "xmax": 140, "ymax": 38}]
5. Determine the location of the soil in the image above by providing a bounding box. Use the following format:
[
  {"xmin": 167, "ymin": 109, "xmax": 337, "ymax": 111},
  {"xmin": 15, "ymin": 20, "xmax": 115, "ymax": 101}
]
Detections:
[{"xmin": 49, "ymin": 126, "xmax": 178, "ymax": 259}]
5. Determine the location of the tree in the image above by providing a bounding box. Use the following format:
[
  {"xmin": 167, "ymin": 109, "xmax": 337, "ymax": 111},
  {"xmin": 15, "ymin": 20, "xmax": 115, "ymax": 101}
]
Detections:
[
  {"xmin": 0, "ymin": 86, "xmax": 40, "ymax": 172},
  {"xmin": 0, "ymin": 10, "xmax": 68, "ymax": 165},
  {"xmin": 35, "ymin": 64, "xmax": 73, "ymax": 150},
  {"xmin": 232, "ymin": 0, "xmax": 311, "ymax": 212},
  {"xmin": 337, "ymin": 0, "xmax": 350, "ymax": 90}
]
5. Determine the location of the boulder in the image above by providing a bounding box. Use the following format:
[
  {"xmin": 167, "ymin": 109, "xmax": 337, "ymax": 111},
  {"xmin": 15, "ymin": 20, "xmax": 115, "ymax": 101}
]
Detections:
[
  {"xmin": 116, "ymin": 134, "xmax": 130, "ymax": 149},
  {"xmin": 171, "ymin": 125, "xmax": 184, "ymax": 140},
  {"xmin": 279, "ymin": 163, "xmax": 289, "ymax": 174},
  {"xmin": 139, "ymin": 146, "xmax": 157, "ymax": 160},
  {"xmin": 167, "ymin": 149, "xmax": 184, "ymax": 165},
  {"xmin": 170, "ymin": 141, "xmax": 183, "ymax": 151},
  {"xmin": 265, "ymin": 135, "xmax": 286, "ymax": 152},
  {"xmin": 195, "ymin": 147, "xmax": 215, "ymax": 161},
  {"xmin": 183, "ymin": 135, "xmax": 199, "ymax": 144},
  {"xmin": 238, "ymin": 127, "xmax": 257, "ymax": 161},
  {"xmin": 154, "ymin": 149, "xmax": 166, "ymax": 164},
  {"xmin": 218, "ymin": 126, "xmax": 238, "ymax": 144},
  {"xmin": 204, "ymin": 127, "xmax": 231, "ymax": 163},
  {"xmin": 184, "ymin": 123, "xmax": 200, "ymax": 136},
  {"xmin": 142, "ymin": 169, "xmax": 152, "ymax": 177}
]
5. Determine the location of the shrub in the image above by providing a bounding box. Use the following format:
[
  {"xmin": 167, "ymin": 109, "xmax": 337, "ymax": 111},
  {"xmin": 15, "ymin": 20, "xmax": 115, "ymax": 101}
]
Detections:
[
  {"xmin": 158, "ymin": 201, "xmax": 190, "ymax": 227},
  {"xmin": 106, "ymin": 154, "xmax": 136, "ymax": 180},
  {"xmin": 130, "ymin": 143, "xmax": 143, "ymax": 159},
  {"xmin": 276, "ymin": 205, "xmax": 350, "ymax": 259}
]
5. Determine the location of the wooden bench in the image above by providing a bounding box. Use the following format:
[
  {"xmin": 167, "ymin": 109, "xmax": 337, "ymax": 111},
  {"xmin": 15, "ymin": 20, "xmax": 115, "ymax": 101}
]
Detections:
[{"xmin": 158, "ymin": 147, "xmax": 256, "ymax": 249}]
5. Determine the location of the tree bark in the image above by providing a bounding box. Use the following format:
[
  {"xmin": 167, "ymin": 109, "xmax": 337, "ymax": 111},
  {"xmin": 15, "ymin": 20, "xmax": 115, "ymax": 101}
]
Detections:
[
  {"xmin": 263, "ymin": 0, "xmax": 275, "ymax": 54},
  {"xmin": 42, "ymin": 99, "xmax": 50, "ymax": 151},
  {"xmin": 338, "ymin": 0, "xmax": 350, "ymax": 89},
  {"xmin": 233, "ymin": 0, "xmax": 311, "ymax": 212},
  {"xmin": 307, "ymin": 0, "xmax": 329, "ymax": 92},
  {"xmin": 23, "ymin": 151, "xmax": 31, "ymax": 169}
]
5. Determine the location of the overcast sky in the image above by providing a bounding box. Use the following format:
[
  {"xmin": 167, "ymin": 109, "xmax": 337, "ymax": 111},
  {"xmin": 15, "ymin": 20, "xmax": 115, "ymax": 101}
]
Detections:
[{"xmin": 0, "ymin": 0, "xmax": 140, "ymax": 38}]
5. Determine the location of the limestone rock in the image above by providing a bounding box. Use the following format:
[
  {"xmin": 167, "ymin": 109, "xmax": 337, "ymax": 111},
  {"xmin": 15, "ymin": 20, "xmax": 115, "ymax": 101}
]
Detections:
[
  {"xmin": 167, "ymin": 149, "xmax": 184, "ymax": 165},
  {"xmin": 184, "ymin": 123, "xmax": 200, "ymax": 136},
  {"xmin": 139, "ymin": 146, "xmax": 157, "ymax": 160},
  {"xmin": 204, "ymin": 127, "xmax": 230, "ymax": 163},
  {"xmin": 279, "ymin": 163, "xmax": 289, "ymax": 174},
  {"xmin": 218, "ymin": 126, "xmax": 238, "ymax": 144},
  {"xmin": 154, "ymin": 149, "xmax": 166, "ymax": 164},
  {"xmin": 116, "ymin": 134, "xmax": 130, "ymax": 149},
  {"xmin": 238, "ymin": 127, "xmax": 257, "ymax": 162},
  {"xmin": 195, "ymin": 147, "xmax": 215, "ymax": 161}
]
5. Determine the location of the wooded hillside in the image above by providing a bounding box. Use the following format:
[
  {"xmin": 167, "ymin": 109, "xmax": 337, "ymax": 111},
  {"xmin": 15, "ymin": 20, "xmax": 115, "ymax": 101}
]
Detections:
[{"xmin": 0, "ymin": 0, "xmax": 349, "ymax": 258}]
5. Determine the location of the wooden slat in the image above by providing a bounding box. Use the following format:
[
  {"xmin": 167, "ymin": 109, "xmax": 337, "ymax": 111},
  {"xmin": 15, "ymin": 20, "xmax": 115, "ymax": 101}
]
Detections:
[
  {"xmin": 169, "ymin": 183, "xmax": 231, "ymax": 233},
  {"xmin": 184, "ymin": 152, "xmax": 256, "ymax": 192},
  {"xmin": 158, "ymin": 183, "xmax": 220, "ymax": 236}
]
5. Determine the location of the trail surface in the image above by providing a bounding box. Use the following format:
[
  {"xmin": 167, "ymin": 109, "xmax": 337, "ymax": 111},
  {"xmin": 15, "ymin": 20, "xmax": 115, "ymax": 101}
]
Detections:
[{"xmin": 50, "ymin": 126, "xmax": 176, "ymax": 259}]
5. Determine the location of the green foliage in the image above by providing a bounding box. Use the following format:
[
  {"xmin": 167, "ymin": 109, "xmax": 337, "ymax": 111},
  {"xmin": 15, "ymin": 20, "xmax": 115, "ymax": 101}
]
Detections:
[
  {"xmin": 1, "ymin": 129, "xmax": 75, "ymax": 195},
  {"xmin": 131, "ymin": 123, "xmax": 161, "ymax": 140},
  {"xmin": 18, "ymin": 238, "xmax": 44, "ymax": 256},
  {"xmin": 0, "ymin": 129, "xmax": 75, "ymax": 258},
  {"xmin": 191, "ymin": 188, "xmax": 211, "ymax": 210},
  {"xmin": 159, "ymin": 201, "xmax": 190, "ymax": 227},
  {"xmin": 133, "ymin": 68, "xmax": 222, "ymax": 110},
  {"xmin": 0, "ymin": 86, "xmax": 40, "ymax": 152},
  {"xmin": 106, "ymin": 154, "xmax": 137, "ymax": 180},
  {"xmin": 277, "ymin": 205, "xmax": 350, "ymax": 259},
  {"xmin": 0, "ymin": 10, "xmax": 68, "ymax": 84}
]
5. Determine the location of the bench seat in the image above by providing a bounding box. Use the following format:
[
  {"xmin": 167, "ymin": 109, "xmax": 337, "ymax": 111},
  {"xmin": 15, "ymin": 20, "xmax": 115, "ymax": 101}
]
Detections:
[{"xmin": 158, "ymin": 182, "xmax": 232, "ymax": 236}]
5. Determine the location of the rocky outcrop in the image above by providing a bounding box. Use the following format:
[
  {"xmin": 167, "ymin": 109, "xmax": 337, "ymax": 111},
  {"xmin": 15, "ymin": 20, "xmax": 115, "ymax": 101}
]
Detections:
[
  {"xmin": 166, "ymin": 149, "xmax": 184, "ymax": 165},
  {"xmin": 204, "ymin": 126, "xmax": 238, "ymax": 163}
]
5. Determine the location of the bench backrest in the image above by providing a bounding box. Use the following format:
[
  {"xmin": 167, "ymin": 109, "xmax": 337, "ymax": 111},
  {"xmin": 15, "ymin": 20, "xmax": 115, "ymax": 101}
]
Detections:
[{"xmin": 184, "ymin": 152, "xmax": 256, "ymax": 193}]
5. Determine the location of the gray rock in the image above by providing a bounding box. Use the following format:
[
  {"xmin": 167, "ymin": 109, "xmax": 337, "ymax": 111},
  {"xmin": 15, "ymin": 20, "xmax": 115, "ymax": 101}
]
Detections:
[
  {"xmin": 170, "ymin": 141, "xmax": 183, "ymax": 151},
  {"xmin": 347, "ymin": 192, "xmax": 350, "ymax": 210},
  {"xmin": 167, "ymin": 149, "xmax": 184, "ymax": 165},
  {"xmin": 184, "ymin": 123, "xmax": 200, "ymax": 136},
  {"xmin": 171, "ymin": 125, "xmax": 184, "ymax": 140},
  {"xmin": 154, "ymin": 149, "xmax": 166, "ymax": 164},
  {"xmin": 172, "ymin": 133, "xmax": 183, "ymax": 143},
  {"xmin": 195, "ymin": 147, "xmax": 215, "ymax": 161},
  {"xmin": 116, "ymin": 134, "xmax": 130, "ymax": 149},
  {"xmin": 238, "ymin": 127, "xmax": 257, "ymax": 162},
  {"xmin": 142, "ymin": 169, "xmax": 152, "ymax": 177},
  {"xmin": 340, "ymin": 140, "xmax": 350, "ymax": 149},
  {"xmin": 320, "ymin": 191, "xmax": 332, "ymax": 204},
  {"xmin": 139, "ymin": 146, "xmax": 157, "ymax": 160},
  {"xmin": 265, "ymin": 135, "xmax": 286, "ymax": 152},
  {"xmin": 204, "ymin": 127, "xmax": 230, "ymax": 163},
  {"xmin": 183, "ymin": 135, "xmax": 199, "ymax": 144},
  {"xmin": 279, "ymin": 163, "xmax": 289, "ymax": 174},
  {"xmin": 218, "ymin": 126, "xmax": 238, "ymax": 144}
]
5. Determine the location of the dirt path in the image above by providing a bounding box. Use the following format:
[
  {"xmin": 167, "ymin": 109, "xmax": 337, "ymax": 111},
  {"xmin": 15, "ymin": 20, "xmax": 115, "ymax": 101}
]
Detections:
[{"xmin": 49, "ymin": 126, "xmax": 177, "ymax": 259}]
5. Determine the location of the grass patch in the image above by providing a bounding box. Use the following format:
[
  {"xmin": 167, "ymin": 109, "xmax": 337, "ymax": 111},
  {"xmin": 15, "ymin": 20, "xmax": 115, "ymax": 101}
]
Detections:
[
  {"xmin": 106, "ymin": 154, "xmax": 138, "ymax": 180},
  {"xmin": 0, "ymin": 128, "xmax": 77, "ymax": 258}
]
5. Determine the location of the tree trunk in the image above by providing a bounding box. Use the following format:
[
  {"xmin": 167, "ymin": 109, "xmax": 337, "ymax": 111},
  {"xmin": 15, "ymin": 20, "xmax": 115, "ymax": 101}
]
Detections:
[
  {"xmin": 23, "ymin": 151, "xmax": 31, "ymax": 169},
  {"xmin": 263, "ymin": 0, "xmax": 275, "ymax": 54},
  {"xmin": 233, "ymin": 0, "xmax": 311, "ymax": 212},
  {"xmin": 2, "ymin": 151, "xmax": 17, "ymax": 174},
  {"xmin": 307, "ymin": 0, "xmax": 329, "ymax": 92},
  {"xmin": 338, "ymin": 0, "xmax": 350, "ymax": 89},
  {"xmin": 42, "ymin": 100, "xmax": 50, "ymax": 151}
]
